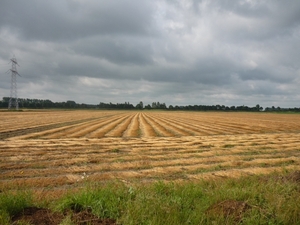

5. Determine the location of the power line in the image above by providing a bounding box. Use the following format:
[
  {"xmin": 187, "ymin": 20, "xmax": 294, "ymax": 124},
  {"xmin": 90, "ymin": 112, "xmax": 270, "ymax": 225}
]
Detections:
[{"xmin": 8, "ymin": 57, "xmax": 21, "ymax": 110}]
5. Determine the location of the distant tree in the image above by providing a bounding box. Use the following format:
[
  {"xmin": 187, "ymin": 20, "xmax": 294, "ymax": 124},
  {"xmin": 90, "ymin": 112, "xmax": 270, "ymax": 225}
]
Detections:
[
  {"xmin": 160, "ymin": 103, "xmax": 167, "ymax": 109},
  {"xmin": 2, "ymin": 97, "xmax": 10, "ymax": 103},
  {"xmin": 66, "ymin": 100, "xmax": 76, "ymax": 108},
  {"xmin": 136, "ymin": 101, "xmax": 144, "ymax": 110},
  {"xmin": 145, "ymin": 104, "xmax": 151, "ymax": 109},
  {"xmin": 0, "ymin": 98, "xmax": 8, "ymax": 108},
  {"xmin": 255, "ymin": 104, "xmax": 264, "ymax": 111}
]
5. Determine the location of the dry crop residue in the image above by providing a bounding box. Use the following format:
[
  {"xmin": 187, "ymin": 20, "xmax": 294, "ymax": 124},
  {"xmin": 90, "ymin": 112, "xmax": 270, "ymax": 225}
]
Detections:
[{"xmin": 0, "ymin": 110, "xmax": 300, "ymax": 198}]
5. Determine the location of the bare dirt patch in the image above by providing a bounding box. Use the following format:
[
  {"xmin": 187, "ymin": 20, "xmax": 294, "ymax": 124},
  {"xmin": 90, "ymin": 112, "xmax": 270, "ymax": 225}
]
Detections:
[
  {"xmin": 12, "ymin": 207, "xmax": 63, "ymax": 225},
  {"xmin": 206, "ymin": 199, "xmax": 251, "ymax": 223},
  {"xmin": 70, "ymin": 208, "xmax": 117, "ymax": 225},
  {"xmin": 11, "ymin": 206, "xmax": 117, "ymax": 225},
  {"xmin": 269, "ymin": 170, "xmax": 300, "ymax": 184},
  {"xmin": 285, "ymin": 170, "xmax": 300, "ymax": 183}
]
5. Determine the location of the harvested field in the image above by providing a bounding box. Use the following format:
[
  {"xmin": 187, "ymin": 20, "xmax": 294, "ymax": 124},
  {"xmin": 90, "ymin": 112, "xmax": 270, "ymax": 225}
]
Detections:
[{"xmin": 0, "ymin": 110, "xmax": 300, "ymax": 198}]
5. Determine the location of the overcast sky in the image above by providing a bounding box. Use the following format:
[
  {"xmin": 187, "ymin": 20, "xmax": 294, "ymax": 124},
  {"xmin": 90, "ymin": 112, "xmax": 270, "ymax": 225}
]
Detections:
[{"xmin": 1, "ymin": 0, "xmax": 300, "ymax": 108}]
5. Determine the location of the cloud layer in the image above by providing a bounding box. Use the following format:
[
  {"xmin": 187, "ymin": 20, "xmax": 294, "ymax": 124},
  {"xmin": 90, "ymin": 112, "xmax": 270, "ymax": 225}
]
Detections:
[{"xmin": 1, "ymin": 0, "xmax": 300, "ymax": 107}]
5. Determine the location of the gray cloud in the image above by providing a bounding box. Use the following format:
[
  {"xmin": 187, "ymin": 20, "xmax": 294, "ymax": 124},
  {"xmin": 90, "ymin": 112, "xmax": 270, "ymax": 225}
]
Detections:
[
  {"xmin": 72, "ymin": 36, "xmax": 155, "ymax": 66},
  {"xmin": 1, "ymin": 0, "xmax": 300, "ymax": 108},
  {"xmin": 0, "ymin": 0, "xmax": 155, "ymax": 41}
]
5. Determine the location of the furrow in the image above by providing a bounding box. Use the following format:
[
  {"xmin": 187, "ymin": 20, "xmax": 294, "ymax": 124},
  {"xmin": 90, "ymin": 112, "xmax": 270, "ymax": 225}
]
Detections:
[
  {"xmin": 87, "ymin": 115, "xmax": 131, "ymax": 138},
  {"xmin": 139, "ymin": 113, "xmax": 157, "ymax": 137},
  {"xmin": 123, "ymin": 113, "xmax": 140, "ymax": 137},
  {"xmin": 142, "ymin": 113, "xmax": 175, "ymax": 137},
  {"xmin": 66, "ymin": 115, "xmax": 126, "ymax": 138},
  {"xmin": 105, "ymin": 114, "xmax": 135, "ymax": 137},
  {"xmin": 155, "ymin": 114, "xmax": 217, "ymax": 136},
  {"xmin": 142, "ymin": 114, "xmax": 192, "ymax": 136}
]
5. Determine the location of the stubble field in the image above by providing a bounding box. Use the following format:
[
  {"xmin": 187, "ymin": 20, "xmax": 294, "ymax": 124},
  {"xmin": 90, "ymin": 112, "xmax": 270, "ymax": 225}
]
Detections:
[{"xmin": 1, "ymin": 110, "xmax": 300, "ymax": 198}]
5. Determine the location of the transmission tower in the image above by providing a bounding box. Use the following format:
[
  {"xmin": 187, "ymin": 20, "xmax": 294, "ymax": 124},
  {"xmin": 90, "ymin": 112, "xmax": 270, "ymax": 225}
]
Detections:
[{"xmin": 8, "ymin": 57, "xmax": 20, "ymax": 110}]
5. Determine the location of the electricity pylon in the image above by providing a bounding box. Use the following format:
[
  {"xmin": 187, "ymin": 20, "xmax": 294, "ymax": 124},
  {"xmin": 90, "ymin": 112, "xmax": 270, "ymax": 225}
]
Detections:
[{"xmin": 8, "ymin": 57, "xmax": 20, "ymax": 110}]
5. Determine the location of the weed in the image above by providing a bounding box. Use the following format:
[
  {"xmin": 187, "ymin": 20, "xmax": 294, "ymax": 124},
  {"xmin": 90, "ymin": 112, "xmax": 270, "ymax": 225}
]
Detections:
[
  {"xmin": 251, "ymin": 142, "xmax": 260, "ymax": 146},
  {"xmin": 59, "ymin": 215, "xmax": 75, "ymax": 225},
  {"xmin": 199, "ymin": 144, "xmax": 214, "ymax": 149},
  {"xmin": 137, "ymin": 128, "xmax": 142, "ymax": 137},
  {"xmin": 243, "ymin": 157, "xmax": 255, "ymax": 161},
  {"xmin": 259, "ymin": 146, "xmax": 274, "ymax": 150},
  {"xmin": 32, "ymin": 164, "xmax": 47, "ymax": 169},
  {"xmin": 111, "ymin": 148, "xmax": 121, "ymax": 153},
  {"xmin": 223, "ymin": 144, "xmax": 235, "ymax": 148}
]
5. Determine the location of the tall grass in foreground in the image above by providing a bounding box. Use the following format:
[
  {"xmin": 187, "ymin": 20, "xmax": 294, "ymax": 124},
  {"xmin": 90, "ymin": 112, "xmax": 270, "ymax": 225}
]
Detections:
[
  {"xmin": 1, "ymin": 171, "xmax": 299, "ymax": 224},
  {"xmin": 121, "ymin": 175, "xmax": 299, "ymax": 225},
  {"xmin": 0, "ymin": 191, "xmax": 32, "ymax": 224}
]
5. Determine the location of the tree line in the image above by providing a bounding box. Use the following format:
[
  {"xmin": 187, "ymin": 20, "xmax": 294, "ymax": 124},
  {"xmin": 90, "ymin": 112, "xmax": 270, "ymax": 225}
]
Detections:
[
  {"xmin": 1, "ymin": 97, "xmax": 300, "ymax": 112},
  {"xmin": 0, "ymin": 97, "xmax": 96, "ymax": 109}
]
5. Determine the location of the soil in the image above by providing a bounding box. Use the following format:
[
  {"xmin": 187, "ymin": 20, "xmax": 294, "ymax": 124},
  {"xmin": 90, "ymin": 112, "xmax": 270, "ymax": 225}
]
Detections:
[
  {"xmin": 263, "ymin": 170, "xmax": 300, "ymax": 184},
  {"xmin": 206, "ymin": 199, "xmax": 251, "ymax": 223},
  {"xmin": 11, "ymin": 206, "xmax": 117, "ymax": 225},
  {"xmin": 285, "ymin": 170, "xmax": 300, "ymax": 183}
]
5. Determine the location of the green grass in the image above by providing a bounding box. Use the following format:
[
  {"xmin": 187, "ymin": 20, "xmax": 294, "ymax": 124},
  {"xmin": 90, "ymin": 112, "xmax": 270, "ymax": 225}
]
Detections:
[
  {"xmin": 1, "ymin": 171, "xmax": 299, "ymax": 225},
  {"xmin": 199, "ymin": 144, "xmax": 214, "ymax": 149},
  {"xmin": 0, "ymin": 191, "xmax": 33, "ymax": 224},
  {"xmin": 55, "ymin": 182, "xmax": 126, "ymax": 219},
  {"xmin": 223, "ymin": 144, "xmax": 235, "ymax": 148},
  {"xmin": 111, "ymin": 148, "xmax": 121, "ymax": 153}
]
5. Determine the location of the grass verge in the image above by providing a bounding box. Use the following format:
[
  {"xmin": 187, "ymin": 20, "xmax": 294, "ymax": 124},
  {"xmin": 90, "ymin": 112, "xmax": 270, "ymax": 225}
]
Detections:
[{"xmin": 0, "ymin": 170, "xmax": 299, "ymax": 225}]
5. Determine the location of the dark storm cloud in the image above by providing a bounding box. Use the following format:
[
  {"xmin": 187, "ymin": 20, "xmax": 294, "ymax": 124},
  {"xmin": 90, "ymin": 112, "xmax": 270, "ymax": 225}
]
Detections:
[
  {"xmin": 0, "ymin": 0, "xmax": 155, "ymax": 41},
  {"xmin": 0, "ymin": 0, "xmax": 300, "ymax": 107}
]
